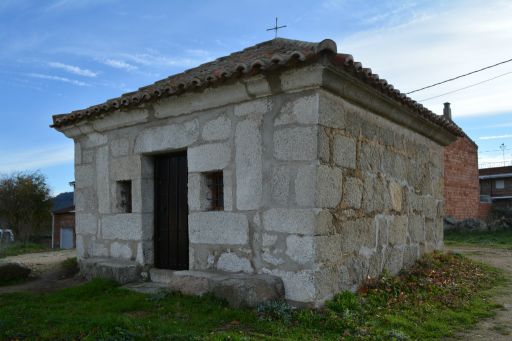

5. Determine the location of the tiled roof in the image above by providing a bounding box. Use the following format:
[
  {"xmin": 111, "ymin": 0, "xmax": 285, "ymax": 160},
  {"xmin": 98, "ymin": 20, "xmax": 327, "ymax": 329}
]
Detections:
[{"xmin": 51, "ymin": 38, "xmax": 465, "ymax": 138}]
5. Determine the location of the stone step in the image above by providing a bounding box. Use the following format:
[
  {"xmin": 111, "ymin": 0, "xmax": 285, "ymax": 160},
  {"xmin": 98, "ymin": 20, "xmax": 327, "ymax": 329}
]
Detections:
[
  {"xmin": 148, "ymin": 268, "xmax": 285, "ymax": 307},
  {"xmin": 79, "ymin": 257, "xmax": 141, "ymax": 284}
]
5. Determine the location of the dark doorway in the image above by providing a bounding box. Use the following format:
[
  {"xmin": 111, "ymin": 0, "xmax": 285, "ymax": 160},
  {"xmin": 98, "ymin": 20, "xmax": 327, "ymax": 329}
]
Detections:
[{"xmin": 154, "ymin": 152, "xmax": 189, "ymax": 270}]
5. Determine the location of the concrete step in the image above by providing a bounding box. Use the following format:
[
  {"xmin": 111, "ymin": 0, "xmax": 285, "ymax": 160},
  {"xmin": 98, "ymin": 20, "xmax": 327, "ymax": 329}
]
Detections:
[{"xmin": 148, "ymin": 268, "xmax": 285, "ymax": 307}]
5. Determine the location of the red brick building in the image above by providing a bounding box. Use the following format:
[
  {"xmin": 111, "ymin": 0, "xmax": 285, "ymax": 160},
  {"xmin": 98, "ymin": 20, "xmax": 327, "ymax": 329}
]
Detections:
[{"xmin": 442, "ymin": 103, "xmax": 481, "ymax": 220}]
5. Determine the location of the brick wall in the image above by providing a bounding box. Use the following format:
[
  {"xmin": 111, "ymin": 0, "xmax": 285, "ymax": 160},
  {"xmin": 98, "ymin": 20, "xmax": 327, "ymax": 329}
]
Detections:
[
  {"xmin": 444, "ymin": 136, "xmax": 480, "ymax": 220},
  {"xmin": 53, "ymin": 212, "xmax": 75, "ymax": 248}
]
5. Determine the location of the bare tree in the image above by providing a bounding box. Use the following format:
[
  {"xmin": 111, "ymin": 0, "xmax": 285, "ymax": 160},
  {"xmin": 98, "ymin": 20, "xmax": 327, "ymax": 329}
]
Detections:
[{"xmin": 0, "ymin": 171, "xmax": 52, "ymax": 244}]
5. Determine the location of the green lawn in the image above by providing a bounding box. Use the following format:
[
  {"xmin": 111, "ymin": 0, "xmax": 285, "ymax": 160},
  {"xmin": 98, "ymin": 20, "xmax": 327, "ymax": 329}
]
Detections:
[
  {"xmin": 445, "ymin": 230, "xmax": 512, "ymax": 249},
  {"xmin": 0, "ymin": 242, "xmax": 52, "ymax": 258},
  {"xmin": 0, "ymin": 252, "xmax": 504, "ymax": 340}
]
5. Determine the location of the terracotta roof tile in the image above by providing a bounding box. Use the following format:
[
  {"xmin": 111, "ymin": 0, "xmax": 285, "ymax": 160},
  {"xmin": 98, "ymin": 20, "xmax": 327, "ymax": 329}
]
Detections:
[{"xmin": 51, "ymin": 38, "xmax": 464, "ymax": 138}]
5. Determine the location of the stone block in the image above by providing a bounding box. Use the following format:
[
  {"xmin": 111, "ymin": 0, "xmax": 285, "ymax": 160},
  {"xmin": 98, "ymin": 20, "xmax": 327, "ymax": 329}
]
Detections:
[
  {"xmin": 75, "ymin": 165, "xmax": 95, "ymax": 189},
  {"xmin": 189, "ymin": 212, "xmax": 249, "ymax": 245},
  {"xmin": 96, "ymin": 146, "xmax": 110, "ymax": 214},
  {"xmin": 82, "ymin": 150, "xmax": 94, "ymax": 164},
  {"xmin": 333, "ymin": 135, "xmax": 356, "ymax": 169},
  {"xmin": 315, "ymin": 209, "xmax": 335, "ymax": 235},
  {"xmin": 263, "ymin": 269, "xmax": 316, "ymax": 303},
  {"xmin": 79, "ymin": 257, "xmax": 141, "ymax": 284},
  {"xmin": 339, "ymin": 218, "xmax": 376, "ymax": 253},
  {"xmin": 318, "ymin": 128, "xmax": 330, "ymax": 162},
  {"xmin": 318, "ymin": 91, "xmax": 346, "ymax": 129},
  {"xmin": 408, "ymin": 215, "xmax": 425, "ymax": 243},
  {"xmin": 271, "ymin": 166, "xmax": 290, "ymax": 205},
  {"xmin": 223, "ymin": 170, "xmax": 234, "ymax": 211},
  {"xmin": 188, "ymin": 142, "xmax": 231, "ymax": 172},
  {"xmin": 315, "ymin": 236, "xmax": 343, "ymax": 264},
  {"xmin": 262, "ymin": 233, "xmax": 278, "ymax": 247},
  {"xmin": 316, "ymin": 165, "xmax": 343, "ymax": 208},
  {"xmin": 83, "ymin": 132, "xmax": 108, "ymax": 148},
  {"xmin": 362, "ymin": 173, "xmax": 386, "ymax": 214},
  {"xmin": 134, "ymin": 120, "xmax": 199, "ymax": 153},
  {"xmin": 131, "ymin": 178, "xmax": 153, "ymax": 213},
  {"xmin": 234, "ymin": 98, "xmax": 271, "ymax": 117},
  {"xmin": 295, "ymin": 164, "xmax": 316, "ymax": 206},
  {"xmin": 359, "ymin": 143, "xmax": 383, "ymax": 173},
  {"xmin": 76, "ymin": 213, "xmax": 97, "ymax": 235},
  {"xmin": 216, "ymin": 252, "xmax": 254, "ymax": 273},
  {"xmin": 110, "ymin": 138, "xmax": 130, "ymax": 157},
  {"xmin": 202, "ymin": 116, "xmax": 231, "ymax": 141},
  {"xmin": 110, "ymin": 156, "xmax": 140, "ymax": 181},
  {"xmin": 101, "ymin": 214, "xmax": 144, "ymax": 241},
  {"xmin": 235, "ymin": 119, "xmax": 262, "ymax": 210},
  {"xmin": 211, "ymin": 274, "xmax": 284, "ymax": 308},
  {"xmin": 285, "ymin": 235, "xmax": 314, "ymax": 265},
  {"xmin": 274, "ymin": 126, "xmax": 317, "ymax": 161},
  {"xmin": 388, "ymin": 215, "xmax": 408, "ymax": 246},
  {"xmin": 74, "ymin": 142, "xmax": 82, "ymax": 165},
  {"xmin": 343, "ymin": 177, "xmax": 363, "ymax": 209},
  {"xmin": 110, "ymin": 241, "xmax": 133, "ymax": 259},
  {"xmin": 389, "ymin": 181, "xmax": 403, "ymax": 212},
  {"xmin": 262, "ymin": 209, "xmax": 316, "ymax": 235},
  {"xmin": 153, "ymin": 83, "xmax": 248, "ymax": 118},
  {"xmin": 280, "ymin": 64, "xmax": 323, "ymax": 92},
  {"xmin": 275, "ymin": 94, "xmax": 319, "ymax": 126},
  {"xmin": 91, "ymin": 241, "xmax": 109, "ymax": 257},
  {"xmin": 150, "ymin": 269, "xmax": 285, "ymax": 308}
]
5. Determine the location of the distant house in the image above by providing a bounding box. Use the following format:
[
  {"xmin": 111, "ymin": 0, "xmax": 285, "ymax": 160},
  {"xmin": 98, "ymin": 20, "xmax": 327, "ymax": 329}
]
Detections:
[
  {"xmin": 479, "ymin": 166, "xmax": 512, "ymax": 209},
  {"xmin": 52, "ymin": 189, "xmax": 75, "ymax": 249},
  {"xmin": 442, "ymin": 103, "xmax": 481, "ymax": 220}
]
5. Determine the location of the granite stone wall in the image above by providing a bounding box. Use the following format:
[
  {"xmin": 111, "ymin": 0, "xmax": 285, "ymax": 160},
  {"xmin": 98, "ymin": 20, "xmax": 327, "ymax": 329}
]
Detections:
[{"xmin": 311, "ymin": 90, "xmax": 445, "ymax": 302}]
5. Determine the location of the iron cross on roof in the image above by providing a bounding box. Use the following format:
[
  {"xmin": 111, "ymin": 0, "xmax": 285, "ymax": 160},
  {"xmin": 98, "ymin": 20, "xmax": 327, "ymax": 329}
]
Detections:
[{"xmin": 266, "ymin": 17, "xmax": 287, "ymax": 38}]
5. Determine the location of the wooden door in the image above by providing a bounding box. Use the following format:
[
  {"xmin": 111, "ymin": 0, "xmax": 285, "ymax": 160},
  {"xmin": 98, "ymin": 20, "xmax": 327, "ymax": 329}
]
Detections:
[{"xmin": 154, "ymin": 152, "xmax": 189, "ymax": 270}]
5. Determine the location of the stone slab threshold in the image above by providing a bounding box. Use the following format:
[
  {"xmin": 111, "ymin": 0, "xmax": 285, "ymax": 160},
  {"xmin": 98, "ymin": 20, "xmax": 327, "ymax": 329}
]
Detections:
[{"xmin": 80, "ymin": 258, "xmax": 284, "ymax": 307}]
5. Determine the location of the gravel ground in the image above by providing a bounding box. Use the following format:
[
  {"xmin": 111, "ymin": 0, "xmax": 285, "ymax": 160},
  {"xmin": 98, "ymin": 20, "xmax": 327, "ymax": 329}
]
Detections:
[
  {"xmin": 1, "ymin": 249, "xmax": 76, "ymax": 275},
  {"xmin": 0, "ymin": 249, "xmax": 83, "ymax": 294}
]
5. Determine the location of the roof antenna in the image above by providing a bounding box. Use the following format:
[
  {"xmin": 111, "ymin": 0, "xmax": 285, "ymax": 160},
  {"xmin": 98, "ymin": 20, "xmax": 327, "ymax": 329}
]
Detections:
[{"xmin": 266, "ymin": 17, "xmax": 287, "ymax": 39}]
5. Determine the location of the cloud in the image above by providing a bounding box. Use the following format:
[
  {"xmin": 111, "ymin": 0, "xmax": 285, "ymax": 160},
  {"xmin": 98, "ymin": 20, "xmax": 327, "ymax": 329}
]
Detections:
[
  {"xmin": 0, "ymin": 144, "xmax": 74, "ymax": 173},
  {"xmin": 339, "ymin": 1, "xmax": 512, "ymax": 117},
  {"xmin": 49, "ymin": 62, "xmax": 98, "ymax": 77},
  {"xmin": 479, "ymin": 134, "xmax": 512, "ymax": 141},
  {"xmin": 122, "ymin": 48, "xmax": 212, "ymax": 69},
  {"xmin": 102, "ymin": 58, "xmax": 138, "ymax": 71},
  {"xmin": 27, "ymin": 73, "xmax": 90, "ymax": 86}
]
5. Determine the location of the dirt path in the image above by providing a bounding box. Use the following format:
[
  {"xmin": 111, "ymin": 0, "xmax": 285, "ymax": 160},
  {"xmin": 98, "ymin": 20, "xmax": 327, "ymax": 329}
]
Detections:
[
  {"xmin": 0, "ymin": 249, "xmax": 84, "ymax": 294},
  {"xmin": 446, "ymin": 246, "xmax": 512, "ymax": 340}
]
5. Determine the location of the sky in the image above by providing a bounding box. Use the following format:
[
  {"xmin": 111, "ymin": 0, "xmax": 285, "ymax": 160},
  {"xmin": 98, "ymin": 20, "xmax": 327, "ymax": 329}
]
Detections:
[{"xmin": 0, "ymin": 0, "xmax": 511, "ymax": 195}]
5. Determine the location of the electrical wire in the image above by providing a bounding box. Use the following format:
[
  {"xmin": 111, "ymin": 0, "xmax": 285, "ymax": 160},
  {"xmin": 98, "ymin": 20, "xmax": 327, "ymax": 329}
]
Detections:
[
  {"xmin": 406, "ymin": 57, "xmax": 512, "ymax": 95},
  {"xmin": 417, "ymin": 71, "xmax": 512, "ymax": 102}
]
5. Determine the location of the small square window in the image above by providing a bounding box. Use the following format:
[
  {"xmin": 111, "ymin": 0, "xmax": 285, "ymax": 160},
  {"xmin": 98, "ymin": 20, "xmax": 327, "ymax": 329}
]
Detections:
[
  {"xmin": 204, "ymin": 171, "xmax": 224, "ymax": 211},
  {"xmin": 116, "ymin": 180, "xmax": 132, "ymax": 213},
  {"xmin": 496, "ymin": 180, "xmax": 505, "ymax": 190}
]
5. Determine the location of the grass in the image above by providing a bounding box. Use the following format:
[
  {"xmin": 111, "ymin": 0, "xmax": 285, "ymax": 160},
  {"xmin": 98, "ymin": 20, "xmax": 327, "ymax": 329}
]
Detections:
[
  {"xmin": 0, "ymin": 242, "xmax": 52, "ymax": 258},
  {"xmin": 0, "ymin": 252, "xmax": 505, "ymax": 340},
  {"xmin": 444, "ymin": 229, "xmax": 512, "ymax": 249}
]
